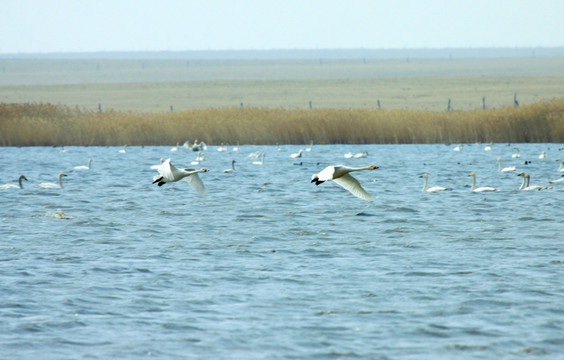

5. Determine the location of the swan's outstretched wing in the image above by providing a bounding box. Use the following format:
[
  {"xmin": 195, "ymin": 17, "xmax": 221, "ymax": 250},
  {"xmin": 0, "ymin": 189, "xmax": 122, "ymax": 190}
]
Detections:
[
  {"xmin": 333, "ymin": 173, "xmax": 372, "ymax": 201},
  {"xmin": 157, "ymin": 159, "xmax": 180, "ymax": 182},
  {"xmin": 183, "ymin": 174, "xmax": 207, "ymax": 195}
]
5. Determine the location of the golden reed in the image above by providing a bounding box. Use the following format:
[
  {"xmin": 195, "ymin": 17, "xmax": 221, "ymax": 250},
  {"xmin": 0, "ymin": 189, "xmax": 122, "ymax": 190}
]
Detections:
[{"xmin": 1, "ymin": 99, "xmax": 563, "ymax": 146}]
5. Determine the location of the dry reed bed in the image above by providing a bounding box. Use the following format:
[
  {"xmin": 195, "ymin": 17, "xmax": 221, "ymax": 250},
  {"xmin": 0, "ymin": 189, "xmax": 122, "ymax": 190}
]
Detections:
[{"xmin": 1, "ymin": 99, "xmax": 564, "ymax": 146}]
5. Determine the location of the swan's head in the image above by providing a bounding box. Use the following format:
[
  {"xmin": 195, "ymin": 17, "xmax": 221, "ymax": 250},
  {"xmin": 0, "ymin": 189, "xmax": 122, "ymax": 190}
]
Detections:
[
  {"xmin": 368, "ymin": 165, "xmax": 378, "ymax": 170},
  {"xmin": 201, "ymin": 168, "xmax": 208, "ymax": 173},
  {"xmin": 517, "ymin": 172, "xmax": 526, "ymax": 177},
  {"xmin": 20, "ymin": 175, "xmax": 28, "ymax": 181},
  {"xmin": 496, "ymin": 157, "xmax": 501, "ymax": 161},
  {"xmin": 419, "ymin": 173, "xmax": 428, "ymax": 178},
  {"xmin": 468, "ymin": 172, "xmax": 476, "ymax": 177},
  {"xmin": 60, "ymin": 173, "xmax": 68, "ymax": 177}
]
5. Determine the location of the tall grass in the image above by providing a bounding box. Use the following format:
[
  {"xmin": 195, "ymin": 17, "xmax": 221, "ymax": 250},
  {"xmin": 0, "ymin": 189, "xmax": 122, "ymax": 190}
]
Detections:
[{"xmin": 1, "ymin": 99, "xmax": 563, "ymax": 146}]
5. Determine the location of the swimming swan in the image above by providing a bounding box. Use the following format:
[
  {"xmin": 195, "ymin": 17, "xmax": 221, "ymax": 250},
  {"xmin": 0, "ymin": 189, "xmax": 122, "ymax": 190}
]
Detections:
[
  {"xmin": 74, "ymin": 158, "xmax": 92, "ymax": 170},
  {"xmin": 549, "ymin": 174, "xmax": 564, "ymax": 184},
  {"xmin": 419, "ymin": 173, "xmax": 447, "ymax": 192},
  {"xmin": 290, "ymin": 149, "xmax": 303, "ymax": 158},
  {"xmin": 468, "ymin": 172, "xmax": 496, "ymax": 192},
  {"xmin": 518, "ymin": 172, "xmax": 551, "ymax": 190},
  {"xmin": 306, "ymin": 141, "xmax": 313, "ymax": 152},
  {"xmin": 152, "ymin": 159, "xmax": 208, "ymax": 194},
  {"xmin": 557, "ymin": 158, "xmax": 564, "ymax": 172},
  {"xmin": 119, "ymin": 145, "xmax": 127, "ymax": 153},
  {"xmin": 311, "ymin": 165, "xmax": 378, "ymax": 201},
  {"xmin": 496, "ymin": 157, "xmax": 516, "ymax": 172},
  {"xmin": 512, "ymin": 147, "xmax": 520, "ymax": 158},
  {"xmin": 253, "ymin": 152, "xmax": 265, "ymax": 165},
  {"xmin": 0, "ymin": 175, "xmax": 28, "ymax": 189},
  {"xmin": 150, "ymin": 158, "xmax": 164, "ymax": 170},
  {"xmin": 224, "ymin": 160, "xmax": 236, "ymax": 173},
  {"xmin": 39, "ymin": 173, "xmax": 67, "ymax": 189}
]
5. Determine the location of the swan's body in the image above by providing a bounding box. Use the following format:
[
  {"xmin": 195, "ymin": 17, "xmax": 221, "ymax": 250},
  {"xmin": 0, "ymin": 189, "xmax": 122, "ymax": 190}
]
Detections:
[
  {"xmin": 496, "ymin": 157, "xmax": 516, "ymax": 172},
  {"xmin": 0, "ymin": 175, "xmax": 28, "ymax": 189},
  {"xmin": 311, "ymin": 165, "xmax": 378, "ymax": 201},
  {"xmin": 39, "ymin": 173, "xmax": 67, "ymax": 189},
  {"xmin": 518, "ymin": 172, "xmax": 551, "ymax": 191},
  {"xmin": 253, "ymin": 152, "xmax": 265, "ymax": 165},
  {"xmin": 453, "ymin": 145, "xmax": 462, "ymax": 152},
  {"xmin": 419, "ymin": 173, "xmax": 447, "ymax": 192},
  {"xmin": 217, "ymin": 143, "xmax": 227, "ymax": 152},
  {"xmin": 290, "ymin": 149, "xmax": 303, "ymax": 158},
  {"xmin": 152, "ymin": 159, "xmax": 208, "ymax": 194},
  {"xmin": 484, "ymin": 145, "xmax": 492, "ymax": 151},
  {"xmin": 119, "ymin": 145, "xmax": 127, "ymax": 153},
  {"xmin": 306, "ymin": 141, "xmax": 313, "ymax": 152},
  {"xmin": 344, "ymin": 152, "xmax": 353, "ymax": 159},
  {"xmin": 233, "ymin": 142, "xmax": 239, "ymax": 151},
  {"xmin": 74, "ymin": 158, "xmax": 92, "ymax": 170},
  {"xmin": 353, "ymin": 151, "xmax": 368, "ymax": 159},
  {"xmin": 468, "ymin": 172, "xmax": 496, "ymax": 192},
  {"xmin": 224, "ymin": 160, "xmax": 236, "ymax": 173},
  {"xmin": 170, "ymin": 142, "xmax": 179, "ymax": 152},
  {"xmin": 248, "ymin": 151, "xmax": 262, "ymax": 159}
]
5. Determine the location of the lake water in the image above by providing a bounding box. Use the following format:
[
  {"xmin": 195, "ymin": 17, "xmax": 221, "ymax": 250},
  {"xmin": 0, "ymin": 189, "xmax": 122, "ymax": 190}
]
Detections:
[{"xmin": 1, "ymin": 143, "xmax": 563, "ymax": 359}]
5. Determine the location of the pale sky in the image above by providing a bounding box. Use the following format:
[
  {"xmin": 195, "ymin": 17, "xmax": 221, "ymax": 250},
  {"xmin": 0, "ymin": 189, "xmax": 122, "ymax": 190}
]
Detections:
[{"xmin": 2, "ymin": 0, "xmax": 563, "ymax": 54}]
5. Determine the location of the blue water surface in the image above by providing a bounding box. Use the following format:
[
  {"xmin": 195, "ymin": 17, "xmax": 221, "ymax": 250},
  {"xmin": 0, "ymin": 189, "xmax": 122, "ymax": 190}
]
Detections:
[{"xmin": 1, "ymin": 143, "xmax": 563, "ymax": 359}]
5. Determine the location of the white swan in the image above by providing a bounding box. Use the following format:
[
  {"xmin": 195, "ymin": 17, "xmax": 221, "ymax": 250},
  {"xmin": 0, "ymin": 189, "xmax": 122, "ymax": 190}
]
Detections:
[
  {"xmin": 512, "ymin": 147, "xmax": 520, "ymax": 158},
  {"xmin": 217, "ymin": 143, "xmax": 227, "ymax": 152},
  {"xmin": 518, "ymin": 172, "xmax": 551, "ymax": 191},
  {"xmin": 152, "ymin": 159, "xmax": 208, "ymax": 194},
  {"xmin": 74, "ymin": 158, "xmax": 92, "ymax": 170},
  {"xmin": 549, "ymin": 174, "xmax": 564, "ymax": 184},
  {"xmin": 557, "ymin": 158, "xmax": 564, "ymax": 172},
  {"xmin": 248, "ymin": 151, "xmax": 262, "ymax": 159},
  {"xmin": 344, "ymin": 152, "xmax": 353, "ymax": 159},
  {"xmin": 224, "ymin": 160, "xmax": 236, "ymax": 173},
  {"xmin": 233, "ymin": 141, "xmax": 239, "ymax": 151},
  {"xmin": 484, "ymin": 144, "xmax": 492, "ymax": 151},
  {"xmin": 119, "ymin": 145, "xmax": 127, "ymax": 153},
  {"xmin": 539, "ymin": 151, "xmax": 546, "ymax": 159},
  {"xmin": 191, "ymin": 151, "xmax": 205, "ymax": 165},
  {"xmin": 311, "ymin": 165, "xmax": 378, "ymax": 201},
  {"xmin": 0, "ymin": 175, "xmax": 28, "ymax": 189},
  {"xmin": 453, "ymin": 144, "xmax": 462, "ymax": 152},
  {"xmin": 40, "ymin": 173, "xmax": 67, "ymax": 189},
  {"xmin": 353, "ymin": 151, "xmax": 368, "ymax": 158},
  {"xmin": 170, "ymin": 142, "xmax": 179, "ymax": 152},
  {"xmin": 150, "ymin": 158, "xmax": 165, "ymax": 170},
  {"xmin": 253, "ymin": 152, "xmax": 265, "ymax": 165},
  {"xmin": 306, "ymin": 140, "xmax": 313, "ymax": 152},
  {"xmin": 419, "ymin": 173, "xmax": 447, "ymax": 192},
  {"xmin": 290, "ymin": 149, "xmax": 303, "ymax": 158},
  {"xmin": 468, "ymin": 172, "xmax": 496, "ymax": 192},
  {"xmin": 496, "ymin": 157, "xmax": 516, "ymax": 172}
]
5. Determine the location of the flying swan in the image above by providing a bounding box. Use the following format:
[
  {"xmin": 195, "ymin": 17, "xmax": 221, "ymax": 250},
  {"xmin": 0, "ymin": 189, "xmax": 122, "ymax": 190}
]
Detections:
[
  {"xmin": 40, "ymin": 173, "xmax": 67, "ymax": 189},
  {"xmin": 311, "ymin": 165, "xmax": 378, "ymax": 201},
  {"xmin": 468, "ymin": 171, "xmax": 496, "ymax": 192},
  {"xmin": 152, "ymin": 159, "xmax": 208, "ymax": 195},
  {"xmin": 419, "ymin": 173, "xmax": 447, "ymax": 192},
  {"xmin": 0, "ymin": 175, "xmax": 28, "ymax": 189}
]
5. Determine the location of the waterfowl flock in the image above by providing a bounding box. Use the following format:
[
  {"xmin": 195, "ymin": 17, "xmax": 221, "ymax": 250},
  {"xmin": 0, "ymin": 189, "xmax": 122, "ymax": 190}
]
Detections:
[{"xmin": 3, "ymin": 142, "xmax": 563, "ymax": 202}]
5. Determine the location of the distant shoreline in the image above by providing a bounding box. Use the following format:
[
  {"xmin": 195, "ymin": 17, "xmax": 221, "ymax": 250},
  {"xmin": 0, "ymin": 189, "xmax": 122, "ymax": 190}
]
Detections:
[{"xmin": 2, "ymin": 47, "xmax": 564, "ymax": 60}]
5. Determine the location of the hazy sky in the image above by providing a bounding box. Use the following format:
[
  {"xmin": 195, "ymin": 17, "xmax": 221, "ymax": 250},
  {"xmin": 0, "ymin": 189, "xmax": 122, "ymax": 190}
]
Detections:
[{"xmin": 2, "ymin": 0, "xmax": 563, "ymax": 53}]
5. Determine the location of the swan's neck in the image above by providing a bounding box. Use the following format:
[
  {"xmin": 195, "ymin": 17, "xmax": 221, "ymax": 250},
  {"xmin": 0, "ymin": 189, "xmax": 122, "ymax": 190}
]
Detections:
[
  {"xmin": 350, "ymin": 166, "xmax": 374, "ymax": 172},
  {"xmin": 422, "ymin": 176, "xmax": 429, "ymax": 191},
  {"xmin": 519, "ymin": 176, "xmax": 527, "ymax": 190},
  {"xmin": 58, "ymin": 175, "xmax": 64, "ymax": 188},
  {"xmin": 559, "ymin": 160, "xmax": 563, "ymax": 171},
  {"xmin": 470, "ymin": 174, "xmax": 477, "ymax": 190},
  {"xmin": 497, "ymin": 159, "xmax": 502, "ymax": 171},
  {"xmin": 18, "ymin": 176, "xmax": 24, "ymax": 189}
]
